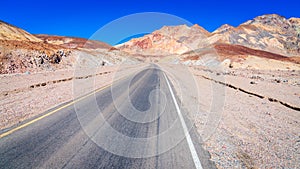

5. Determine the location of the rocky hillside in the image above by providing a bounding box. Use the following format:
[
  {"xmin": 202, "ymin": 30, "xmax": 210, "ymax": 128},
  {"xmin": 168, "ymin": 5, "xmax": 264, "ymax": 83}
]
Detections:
[
  {"xmin": 118, "ymin": 14, "xmax": 300, "ymax": 68},
  {"xmin": 118, "ymin": 24, "xmax": 210, "ymax": 55},
  {"xmin": 0, "ymin": 21, "xmax": 41, "ymax": 42},
  {"xmin": 211, "ymin": 14, "xmax": 300, "ymax": 56},
  {"xmin": 0, "ymin": 21, "xmax": 131, "ymax": 74},
  {"xmin": 35, "ymin": 34, "xmax": 112, "ymax": 49}
]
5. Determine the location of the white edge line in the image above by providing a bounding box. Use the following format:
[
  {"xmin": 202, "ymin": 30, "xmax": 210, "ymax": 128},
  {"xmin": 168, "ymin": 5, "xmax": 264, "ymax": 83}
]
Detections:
[{"xmin": 163, "ymin": 73, "xmax": 203, "ymax": 169}]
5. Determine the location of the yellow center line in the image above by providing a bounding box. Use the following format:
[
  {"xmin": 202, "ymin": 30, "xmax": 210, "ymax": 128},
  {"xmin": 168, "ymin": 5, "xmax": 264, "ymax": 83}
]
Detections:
[{"xmin": 0, "ymin": 74, "xmax": 130, "ymax": 139}]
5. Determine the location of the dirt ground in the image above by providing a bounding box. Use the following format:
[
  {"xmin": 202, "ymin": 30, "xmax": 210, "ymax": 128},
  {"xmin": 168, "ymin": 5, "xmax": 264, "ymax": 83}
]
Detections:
[
  {"xmin": 0, "ymin": 64, "xmax": 145, "ymax": 130},
  {"xmin": 161, "ymin": 64, "xmax": 299, "ymax": 168},
  {"xmin": 0, "ymin": 63, "xmax": 299, "ymax": 168}
]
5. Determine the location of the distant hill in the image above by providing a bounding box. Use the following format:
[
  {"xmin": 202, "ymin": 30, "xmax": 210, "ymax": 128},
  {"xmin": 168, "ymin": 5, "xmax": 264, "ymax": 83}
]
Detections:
[
  {"xmin": 0, "ymin": 21, "xmax": 130, "ymax": 74},
  {"xmin": 118, "ymin": 14, "xmax": 300, "ymax": 68},
  {"xmin": 35, "ymin": 34, "xmax": 112, "ymax": 49}
]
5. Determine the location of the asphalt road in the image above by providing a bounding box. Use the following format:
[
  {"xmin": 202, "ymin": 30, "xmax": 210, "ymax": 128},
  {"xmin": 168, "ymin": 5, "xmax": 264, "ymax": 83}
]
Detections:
[{"xmin": 0, "ymin": 65, "xmax": 215, "ymax": 169}]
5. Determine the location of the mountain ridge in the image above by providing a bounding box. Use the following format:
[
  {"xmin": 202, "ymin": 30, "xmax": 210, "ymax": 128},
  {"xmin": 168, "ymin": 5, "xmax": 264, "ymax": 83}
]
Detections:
[
  {"xmin": 117, "ymin": 14, "xmax": 300, "ymax": 68},
  {"xmin": 0, "ymin": 21, "xmax": 130, "ymax": 74},
  {"xmin": 118, "ymin": 14, "xmax": 300, "ymax": 57},
  {"xmin": 1, "ymin": 14, "xmax": 299, "ymax": 73}
]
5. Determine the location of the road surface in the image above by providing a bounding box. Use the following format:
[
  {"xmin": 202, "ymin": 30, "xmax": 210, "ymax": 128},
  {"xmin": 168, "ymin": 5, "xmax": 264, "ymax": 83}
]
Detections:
[{"xmin": 0, "ymin": 65, "xmax": 215, "ymax": 169}]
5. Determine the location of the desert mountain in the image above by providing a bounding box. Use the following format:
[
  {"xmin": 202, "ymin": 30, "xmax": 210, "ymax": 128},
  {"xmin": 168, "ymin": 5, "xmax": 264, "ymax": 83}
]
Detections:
[
  {"xmin": 0, "ymin": 21, "xmax": 130, "ymax": 74},
  {"xmin": 118, "ymin": 24, "xmax": 210, "ymax": 55},
  {"xmin": 35, "ymin": 34, "xmax": 112, "ymax": 49},
  {"xmin": 118, "ymin": 14, "xmax": 300, "ymax": 68},
  {"xmin": 211, "ymin": 14, "xmax": 300, "ymax": 56},
  {"xmin": 0, "ymin": 21, "xmax": 41, "ymax": 42}
]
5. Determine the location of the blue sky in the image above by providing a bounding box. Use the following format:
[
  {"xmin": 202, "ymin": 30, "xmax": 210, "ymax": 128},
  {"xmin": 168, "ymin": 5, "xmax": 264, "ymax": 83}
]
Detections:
[{"xmin": 1, "ymin": 0, "xmax": 299, "ymax": 45}]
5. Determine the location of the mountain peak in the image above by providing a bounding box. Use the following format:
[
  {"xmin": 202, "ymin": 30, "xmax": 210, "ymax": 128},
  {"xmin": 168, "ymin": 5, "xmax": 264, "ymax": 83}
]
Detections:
[
  {"xmin": 191, "ymin": 24, "xmax": 210, "ymax": 35},
  {"xmin": 191, "ymin": 24, "xmax": 205, "ymax": 30},
  {"xmin": 213, "ymin": 24, "xmax": 234, "ymax": 34},
  {"xmin": 241, "ymin": 14, "xmax": 288, "ymax": 26},
  {"xmin": 118, "ymin": 24, "xmax": 211, "ymax": 55}
]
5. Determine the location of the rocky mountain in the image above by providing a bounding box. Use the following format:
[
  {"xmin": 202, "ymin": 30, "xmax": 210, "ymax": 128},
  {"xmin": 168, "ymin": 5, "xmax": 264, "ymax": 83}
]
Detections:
[
  {"xmin": 118, "ymin": 24, "xmax": 210, "ymax": 55},
  {"xmin": 0, "ymin": 21, "xmax": 131, "ymax": 74},
  {"xmin": 35, "ymin": 34, "xmax": 112, "ymax": 49},
  {"xmin": 210, "ymin": 14, "xmax": 300, "ymax": 56},
  {"xmin": 0, "ymin": 21, "xmax": 41, "ymax": 42},
  {"xmin": 118, "ymin": 14, "xmax": 300, "ymax": 68}
]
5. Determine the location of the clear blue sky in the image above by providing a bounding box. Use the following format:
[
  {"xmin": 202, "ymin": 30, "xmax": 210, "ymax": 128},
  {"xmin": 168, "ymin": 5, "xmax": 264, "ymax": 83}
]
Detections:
[{"xmin": 1, "ymin": 0, "xmax": 299, "ymax": 45}]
